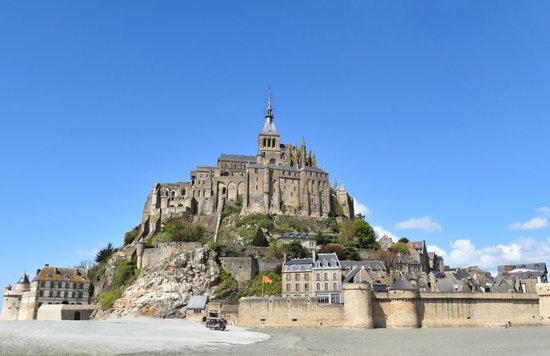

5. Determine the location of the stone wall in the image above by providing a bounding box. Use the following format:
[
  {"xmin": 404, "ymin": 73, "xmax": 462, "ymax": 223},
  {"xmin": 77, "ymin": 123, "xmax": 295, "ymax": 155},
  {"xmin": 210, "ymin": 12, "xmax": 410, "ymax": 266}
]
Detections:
[
  {"xmin": 238, "ymin": 296, "xmax": 345, "ymax": 328},
  {"xmin": 537, "ymin": 283, "xmax": 550, "ymax": 324},
  {"xmin": 419, "ymin": 292, "xmax": 540, "ymax": 327},
  {"xmin": 257, "ymin": 258, "xmax": 280, "ymax": 274},
  {"xmin": 37, "ymin": 305, "xmax": 95, "ymax": 320},
  {"xmin": 220, "ymin": 257, "xmax": 259, "ymax": 282},
  {"xmin": 238, "ymin": 285, "xmax": 550, "ymax": 329},
  {"xmin": 141, "ymin": 242, "xmax": 203, "ymax": 269}
]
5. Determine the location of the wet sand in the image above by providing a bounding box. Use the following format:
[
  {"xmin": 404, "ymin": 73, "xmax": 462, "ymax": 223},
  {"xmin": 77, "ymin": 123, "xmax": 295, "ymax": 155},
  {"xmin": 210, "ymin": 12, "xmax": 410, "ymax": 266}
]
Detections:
[
  {"xmin": 2, "ymin": 319, "xmax": 549, "ymax": 356},
  {"xmin": 198, "ymin": 326, "xmax": 550, "ymax": 356}
]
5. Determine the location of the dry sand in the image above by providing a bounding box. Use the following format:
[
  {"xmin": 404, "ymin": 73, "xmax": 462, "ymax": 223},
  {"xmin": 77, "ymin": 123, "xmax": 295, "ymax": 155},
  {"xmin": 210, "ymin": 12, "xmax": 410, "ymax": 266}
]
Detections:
[{"xmin": 1, "ymin": 318, "xmax": 550, "ymax": 356}]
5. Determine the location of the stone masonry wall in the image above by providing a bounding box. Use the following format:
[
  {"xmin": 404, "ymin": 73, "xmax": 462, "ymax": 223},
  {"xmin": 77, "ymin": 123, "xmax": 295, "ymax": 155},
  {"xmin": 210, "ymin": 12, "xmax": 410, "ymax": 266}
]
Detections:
[
  {"xmin": 239, "ymin": 290, "xmax": 545, "ymax": 329},
  {"xmin": 238, "ymin": 296, "xmax": 344, "ymax": 328},
  {"xmin": 141, "ymin": 242, "xmax": 203, "ymax": 269}
]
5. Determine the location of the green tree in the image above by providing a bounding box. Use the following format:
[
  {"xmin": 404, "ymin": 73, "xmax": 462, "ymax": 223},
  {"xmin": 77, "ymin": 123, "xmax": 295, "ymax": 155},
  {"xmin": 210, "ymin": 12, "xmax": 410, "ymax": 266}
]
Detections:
[
  {"xmin": 123, "ymin": 225, "xmax": 141, "ymax": 245},
  {"xmin": 398, "ymin": 237, "xmax": 410, "ymax": 244},
  {"xmin": 315, "ymin": 230, "xmax": 332, "ymax": 246},
  {"xmin": 282, "ymin": 241, "xmax": 309, "ymax": 259},
  {"xmin": 336, "ymin": 219, "xmax": 357, "ymax": 247},
  {"xmin": 319, "ymin": 243, "xmax": 347, "ymax": 260},
  {"xmin": 388, "ymin": 242, "xmax": 410, "ymax": 255},
  {"xmin": 251, "ymin": 228, "xmax": 269, "ymax": 247},
  {"xmin": 355, "ymin": 219, "xmax": 376, "ymax": 248},
  {"xmin": 95, "ymin": 243, "xmax": 114, "ymax": 263}
]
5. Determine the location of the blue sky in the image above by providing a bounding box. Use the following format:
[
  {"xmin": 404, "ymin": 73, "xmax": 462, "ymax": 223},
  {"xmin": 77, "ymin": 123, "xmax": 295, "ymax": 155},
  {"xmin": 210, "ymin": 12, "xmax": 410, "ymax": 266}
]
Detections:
[{"xmin": 1, "ymin": 1, "xmax": 549, "ymax": 304}]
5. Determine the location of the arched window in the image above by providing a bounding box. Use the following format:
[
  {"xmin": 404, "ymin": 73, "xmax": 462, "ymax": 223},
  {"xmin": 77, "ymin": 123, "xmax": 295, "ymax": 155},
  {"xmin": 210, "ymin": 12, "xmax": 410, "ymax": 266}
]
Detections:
[
  {"xmin": 316, "ymin": 283, "xmax": 320, "ymax": 290},
  {"xmin": 263, "ymin": 138, "xmax": 266, "ymax": 147},
  {"xmin": 324, "ymin": 282, "xmax": 328, "ymax": 290}
]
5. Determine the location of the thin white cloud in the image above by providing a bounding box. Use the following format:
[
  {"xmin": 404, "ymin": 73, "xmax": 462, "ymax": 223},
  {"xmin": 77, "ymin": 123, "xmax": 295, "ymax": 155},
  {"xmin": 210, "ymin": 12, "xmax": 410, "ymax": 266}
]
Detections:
[
  {"xmin": 509, "ymin": 207, "xmax": 549, "ymax": 230},
  {"xmin": 373, "ymin": 225, "xmax": 398, "ymax": 241},
  {"xmin": 395, "ymin": 216, "xmax": 442, "ymax": 233},
  {"xmin": 353, "ymin": 199, "xmax": 371, "ymax": 216},
  {"xmin": 428, "ymin": 237, "xmax": 550, "ymax": 274},
  {"xmin": 75, "ymin": 248, "xmax": 99, "ymax": 258}
]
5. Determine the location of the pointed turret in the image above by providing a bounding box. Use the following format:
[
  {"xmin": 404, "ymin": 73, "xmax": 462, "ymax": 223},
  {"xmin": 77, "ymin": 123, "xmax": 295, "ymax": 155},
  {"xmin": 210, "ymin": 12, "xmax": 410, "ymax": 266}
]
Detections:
[
  {"xmin": 258, "ymin": 90, "xmax": 281, "ymax": 164},
  {"xmin": 260, "ymin": 90, "xmax": 279, "ymax": 136}
]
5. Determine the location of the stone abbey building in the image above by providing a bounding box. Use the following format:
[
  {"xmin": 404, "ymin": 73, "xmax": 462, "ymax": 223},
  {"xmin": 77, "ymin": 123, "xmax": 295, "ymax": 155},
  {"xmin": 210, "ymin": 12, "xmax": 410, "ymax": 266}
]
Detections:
[{"xmin": 139, "ymin": 95, "xmax": 354, "ymax": 237}]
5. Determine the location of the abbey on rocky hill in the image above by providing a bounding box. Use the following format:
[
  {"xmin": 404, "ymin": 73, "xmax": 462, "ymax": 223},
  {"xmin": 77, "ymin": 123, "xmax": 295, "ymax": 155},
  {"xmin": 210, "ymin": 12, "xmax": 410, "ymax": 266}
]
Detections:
[{"xmin": 139, "ymin": 94, "xmax": 354, "ymax": 236}]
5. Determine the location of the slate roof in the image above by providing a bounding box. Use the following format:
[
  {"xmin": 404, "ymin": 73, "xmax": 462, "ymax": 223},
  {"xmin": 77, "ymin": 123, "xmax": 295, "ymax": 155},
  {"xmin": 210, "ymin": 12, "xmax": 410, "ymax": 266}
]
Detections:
[
  {"xmin": 260, "ymin": 117, "xmax": 279, "ymax": 135},
  {"xmin": 33, "ymin": 266, "xmax": 90, "ymax": 283},
  {"xmin": 279, "ymin": 232, "xmax": 314, "ymax": 240},
  {"xmin": 218, "ymin": 154, "xmax": 257, "ymax": 163},
  {"xmin": 340, "ymin": 260, "xmax": 386, "ymax": 271},
  {"xmin": 247, "ymin": 163, "xmax": 327, "ymax": 174},
  {"xmin": 187, "ymin": 295, "xmax": 208, "ymax": 310},
  {"xmin": 285, "ymin": 258, "xmax": 313, "ymax": 266},
  {"xmin": 17, "ymin": 274, "xmax": 30, "ymax": 285},
  {"xmin": 498, "ymin": 263, "xmax": 547, "ymax": 274},
  {"xmin": 388, "ymin": 275, "xmax": 417, "ymax": 291}
]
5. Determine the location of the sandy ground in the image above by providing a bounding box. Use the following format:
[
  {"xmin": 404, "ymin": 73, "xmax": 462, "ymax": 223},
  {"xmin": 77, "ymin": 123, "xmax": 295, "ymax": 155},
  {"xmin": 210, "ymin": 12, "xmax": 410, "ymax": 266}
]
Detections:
[
  {"xmin": 0, "ymin": 318, "xmax": 268, "ymax": 356},
  {"xmin": 2, "ymin": 319, "xmax": 550, "ymax": 356}
]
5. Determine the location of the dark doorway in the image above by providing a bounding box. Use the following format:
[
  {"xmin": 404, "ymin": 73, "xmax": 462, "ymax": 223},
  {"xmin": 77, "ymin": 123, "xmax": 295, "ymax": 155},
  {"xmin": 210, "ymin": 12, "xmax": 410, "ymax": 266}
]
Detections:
[{"xmin": 74, "ymin": 311, "xmax": 81, "ymax": 320}]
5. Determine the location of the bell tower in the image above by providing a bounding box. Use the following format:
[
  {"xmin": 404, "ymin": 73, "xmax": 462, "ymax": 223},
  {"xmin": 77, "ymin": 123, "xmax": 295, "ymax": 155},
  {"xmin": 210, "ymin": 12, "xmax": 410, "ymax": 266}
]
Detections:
[{"xmin": 257, "ymin": 90, "xmax": 281, "ymax": 165}]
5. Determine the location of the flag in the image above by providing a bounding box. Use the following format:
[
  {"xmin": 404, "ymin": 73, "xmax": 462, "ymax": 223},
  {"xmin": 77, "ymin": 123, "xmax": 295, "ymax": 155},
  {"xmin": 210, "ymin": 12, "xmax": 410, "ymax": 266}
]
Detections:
[{"xmin": 262, "ymin": 275, "xmax": 273, "ymax": 284}]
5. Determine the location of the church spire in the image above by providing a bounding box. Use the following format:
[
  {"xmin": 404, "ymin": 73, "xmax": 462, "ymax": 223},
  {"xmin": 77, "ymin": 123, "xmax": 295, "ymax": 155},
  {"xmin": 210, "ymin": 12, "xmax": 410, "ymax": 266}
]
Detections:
[
  {"xmin": 265, "ymin": 88, "xmax": 273, "ymax": 118},
  {"xmin": 260, "ymin": 88, "xmax": 279, "ymax": 136}
]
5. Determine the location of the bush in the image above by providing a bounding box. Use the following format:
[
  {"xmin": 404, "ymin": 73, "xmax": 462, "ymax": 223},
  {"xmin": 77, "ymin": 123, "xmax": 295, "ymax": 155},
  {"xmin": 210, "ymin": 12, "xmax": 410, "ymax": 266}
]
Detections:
[
  {"xmin": 388, "ymin": 242, "xmax": 410, "ymax": 255},
  {"xmin": 112, "ymin": 260, "xmax": 137, "ymax": 289},
  {"xmin": 123, "ymin": 225, "xmax": 141, "ymax": 245},
  {"xmin": 251, "ymin": 228, "xmax": 269, "ymax": 247},
  {"xmin": 319, "ymin": 243, "xmax": 347, "ymax": 260},
  {"xmin": 159, "ymin": 217, "xmax": 206, "ymax": 243},
  {"xmin": 99, "ymin": 288, "xmax": 123, "ymax": 310},
  {"xmin": 236, "ymin": 213, "xmax": 274, "ymax": 230}
]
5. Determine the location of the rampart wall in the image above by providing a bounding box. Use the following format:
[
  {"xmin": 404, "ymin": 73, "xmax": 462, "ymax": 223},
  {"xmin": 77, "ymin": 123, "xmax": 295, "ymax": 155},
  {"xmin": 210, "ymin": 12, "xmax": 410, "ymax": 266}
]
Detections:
[{"xmin": 239, "ymin": 284, "xmax": 550, "ymax": 329}]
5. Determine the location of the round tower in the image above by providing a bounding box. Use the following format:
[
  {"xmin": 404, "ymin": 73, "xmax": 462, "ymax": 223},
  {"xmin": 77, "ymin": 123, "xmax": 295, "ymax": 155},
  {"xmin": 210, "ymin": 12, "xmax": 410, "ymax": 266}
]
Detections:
[
  {"xmin": 15, "ymin": 274, "xmax": 30, "ymax": 293},
  {"xmin": 537, "ymin": 283, "xmax": 550, "ymax": 325},
  {"xmin": 387, "ymin": 275, "xmax": 420, "ymax": 328},
  {"xmin": 136, "ymin": 237, "xmax": 145, "ymax": 269},
  {"xmin": 343, "ymin": 283, "xmax": 374, "ymax": 328}
]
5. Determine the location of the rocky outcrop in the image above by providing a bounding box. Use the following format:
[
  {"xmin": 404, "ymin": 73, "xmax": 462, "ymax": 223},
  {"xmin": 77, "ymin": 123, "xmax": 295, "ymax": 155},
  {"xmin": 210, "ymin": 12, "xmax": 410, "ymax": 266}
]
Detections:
[{"xmin": 95, "ymin": 246, "xmax": 219, "ymax": 319}]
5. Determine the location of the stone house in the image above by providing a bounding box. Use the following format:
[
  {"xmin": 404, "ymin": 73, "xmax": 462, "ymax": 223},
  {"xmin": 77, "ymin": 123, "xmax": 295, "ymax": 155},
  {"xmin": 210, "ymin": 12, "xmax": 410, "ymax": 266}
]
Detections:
[
  {"xmin": 282, "ymin": 253, "xmax": 344, "ymax": 303},
  {"xmin": 1, "ymin": 265, "xmax": 92, "ymax": 321},
  {"xmin": 277, "ymin": 232, "xmax": 317, "ymax": 252}
]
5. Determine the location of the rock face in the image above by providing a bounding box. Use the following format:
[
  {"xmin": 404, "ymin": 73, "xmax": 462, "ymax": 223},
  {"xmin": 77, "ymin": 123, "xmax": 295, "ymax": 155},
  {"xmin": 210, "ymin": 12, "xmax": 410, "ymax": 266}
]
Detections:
[{"xmin": 95, "ymin": 246, "xmax": 219, "ymax": 319}]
